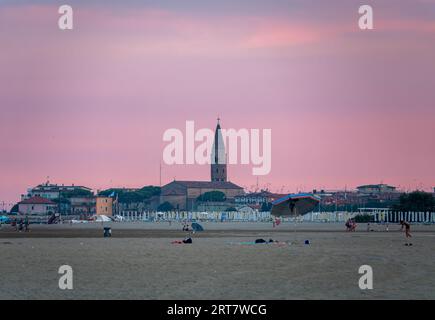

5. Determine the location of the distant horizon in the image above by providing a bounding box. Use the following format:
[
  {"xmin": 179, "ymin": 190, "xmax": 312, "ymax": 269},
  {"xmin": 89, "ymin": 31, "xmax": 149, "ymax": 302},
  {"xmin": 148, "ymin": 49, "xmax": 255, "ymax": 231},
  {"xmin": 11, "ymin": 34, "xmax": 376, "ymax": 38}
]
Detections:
[
  {"xmin": 5, "ymin": 178, "xmax": 433, "ymax": 205},
  {"xmin": 1, "ymin": 0, "xmax": 435, "ymax": 207}
]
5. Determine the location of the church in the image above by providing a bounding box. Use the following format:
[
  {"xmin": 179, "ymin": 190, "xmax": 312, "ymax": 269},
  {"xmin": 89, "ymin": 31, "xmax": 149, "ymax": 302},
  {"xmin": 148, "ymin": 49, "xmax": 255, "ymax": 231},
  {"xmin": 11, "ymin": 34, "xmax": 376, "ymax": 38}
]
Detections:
[{"xmin": 160, "ymin": 119, "xmax": 244, "ymax": 211}]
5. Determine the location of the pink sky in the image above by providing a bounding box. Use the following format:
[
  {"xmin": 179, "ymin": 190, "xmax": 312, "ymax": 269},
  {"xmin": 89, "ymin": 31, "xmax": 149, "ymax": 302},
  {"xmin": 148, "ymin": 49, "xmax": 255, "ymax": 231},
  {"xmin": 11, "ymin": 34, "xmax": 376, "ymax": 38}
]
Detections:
[{"xmin": 1, "ymin": 1, "xmax": 435, "ymax": 207}]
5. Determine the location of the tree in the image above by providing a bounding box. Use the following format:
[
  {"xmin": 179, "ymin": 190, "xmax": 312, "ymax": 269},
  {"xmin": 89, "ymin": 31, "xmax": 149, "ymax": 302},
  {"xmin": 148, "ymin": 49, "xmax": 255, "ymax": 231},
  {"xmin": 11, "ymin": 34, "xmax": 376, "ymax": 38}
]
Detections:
[
  {"xmin": 197, "ymin": 191, "xmax": 226, "ymax": 202},
  {"xmin": 392, "ymin": 191, "xmax": 435, "ymax": 212},
  {"xmin": 60, "ymin": 189, "xmax": 93, "ymax": 198},
  {"xmin": 354, "ymin": 214, "xmax": 373, "ymax": 223},
  {"xmin": 10, "ymin": 204, "xmax": 19, "ymax": 214},
  {"xmin": 157, "ymin": 201, "xmax": 174, "ymax": 212},
  {"xmin": 98, "ymin": 186, "xmax": 161, "ymax": 204}
]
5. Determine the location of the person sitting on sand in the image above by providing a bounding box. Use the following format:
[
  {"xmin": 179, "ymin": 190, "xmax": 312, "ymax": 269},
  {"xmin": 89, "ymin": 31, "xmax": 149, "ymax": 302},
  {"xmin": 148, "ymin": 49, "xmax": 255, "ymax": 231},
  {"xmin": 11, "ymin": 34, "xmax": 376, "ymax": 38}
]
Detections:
[
  {"xmin": 182, "ymin": 236, "xmax": 192, "ymax": 244},
  {"xmin": 345, "ymin": 219, "xmax": 355, "ymax": 231},
  {"xmin": 350, "ymin": 219, "xmax": 357, "ymax": 232},
  {"xmin": 400, "ymin": 220, "xmax": 412, "ymax": 245},
  {"xmin": 255, "ymin": 238, "xmax": 267, "ymax": 244},
  {"xmin": 345, "ymin": 219, "xmax": 350, "ymax": 231}
]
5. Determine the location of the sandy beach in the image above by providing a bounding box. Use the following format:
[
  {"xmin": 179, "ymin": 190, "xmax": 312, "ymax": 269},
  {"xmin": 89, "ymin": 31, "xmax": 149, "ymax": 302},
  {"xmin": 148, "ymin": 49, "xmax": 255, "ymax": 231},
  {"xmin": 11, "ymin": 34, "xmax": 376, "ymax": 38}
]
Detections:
[{"xmin": 0, "ymin": 222, "xmax": 434, "ymax": 299}]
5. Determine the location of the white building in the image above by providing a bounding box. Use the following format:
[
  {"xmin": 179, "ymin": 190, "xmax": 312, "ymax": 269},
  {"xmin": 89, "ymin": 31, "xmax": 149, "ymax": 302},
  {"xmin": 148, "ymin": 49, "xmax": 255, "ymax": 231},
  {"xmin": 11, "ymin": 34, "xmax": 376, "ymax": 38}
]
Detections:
[
  {"xmin": 21, "ymin": 183, "xmax": 93, "ymax": 201},
  {"xmin": 18, "ymin": 196, "xmax": 57, "ymax": 215}
]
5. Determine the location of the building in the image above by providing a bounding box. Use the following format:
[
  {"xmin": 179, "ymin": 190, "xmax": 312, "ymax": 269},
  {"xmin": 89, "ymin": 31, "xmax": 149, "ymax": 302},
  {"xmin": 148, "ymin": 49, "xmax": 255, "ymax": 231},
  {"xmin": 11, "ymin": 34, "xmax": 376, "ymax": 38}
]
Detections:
[
  {"xmin": 96, "ymin": 197, "xmax": 113, "ymax": 216},
  {"xmin": 356, "ymin": 184, "xmax": 397, "ymax": 194},
  {"xmin": 235, "ymin": 190, "xmax": 284, "ymax": 206},
  {"xmin": 22, "ymin": 182, "xmax": 93, "ymax": 201},
  {"xmin": 160, "ymin": 119, "xmax": 244, "ymax": 211},
  {"xmin": 117, "ymin": 197, "xmax": 160, "ymax": 217},
  {"xmin": 70, "ymin": 197, "xmax": 96, "ymax": 215},
  {"xmin": 161, "ymin": 180, "xmax": 243, "ymax": 211},
  {"xmin": 18, "ymin": 196, "xmax": 57, "ymax": 215}
]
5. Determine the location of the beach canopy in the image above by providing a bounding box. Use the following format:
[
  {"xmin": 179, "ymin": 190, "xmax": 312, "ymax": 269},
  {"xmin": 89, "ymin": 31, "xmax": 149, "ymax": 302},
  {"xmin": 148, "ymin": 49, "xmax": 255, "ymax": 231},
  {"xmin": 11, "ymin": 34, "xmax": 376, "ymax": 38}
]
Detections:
[
  {"xmin": 271, "ymin": 193, "xmax": 320, "ymax": 217},
  {"xmin": 93, "ymin": 215, "xmax": 112, "ymax": 222},
  {"xmin": 191, "ymin": 222, "xmax": 204, "ymax": 232}
]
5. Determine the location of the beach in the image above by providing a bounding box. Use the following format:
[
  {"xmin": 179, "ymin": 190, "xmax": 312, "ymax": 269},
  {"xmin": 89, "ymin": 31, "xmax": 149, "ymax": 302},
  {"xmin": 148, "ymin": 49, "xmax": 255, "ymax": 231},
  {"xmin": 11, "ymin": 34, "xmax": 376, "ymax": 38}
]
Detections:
[{"xmin": 0, "ymin": 222, "xmax": 434, "ymax": 299}]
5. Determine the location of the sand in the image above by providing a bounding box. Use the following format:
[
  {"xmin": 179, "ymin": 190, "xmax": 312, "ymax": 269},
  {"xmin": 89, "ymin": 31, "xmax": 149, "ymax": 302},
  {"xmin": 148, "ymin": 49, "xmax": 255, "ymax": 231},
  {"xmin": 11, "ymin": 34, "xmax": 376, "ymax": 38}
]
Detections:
[{"xmin": 0, "ymin": 222, "xmax": 434, "ymax": 299}]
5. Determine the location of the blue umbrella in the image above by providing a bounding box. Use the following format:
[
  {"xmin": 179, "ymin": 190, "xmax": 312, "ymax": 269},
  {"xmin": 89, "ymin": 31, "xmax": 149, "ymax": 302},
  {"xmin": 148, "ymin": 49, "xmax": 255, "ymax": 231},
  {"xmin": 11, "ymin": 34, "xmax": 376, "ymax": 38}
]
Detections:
[
  {"xmin": 0, "ymin": 215, "xmax": 10, "ymax": 224},
  {"xmin": 191, "ymin": 222, "xmax": 204, "ymax": 232}
]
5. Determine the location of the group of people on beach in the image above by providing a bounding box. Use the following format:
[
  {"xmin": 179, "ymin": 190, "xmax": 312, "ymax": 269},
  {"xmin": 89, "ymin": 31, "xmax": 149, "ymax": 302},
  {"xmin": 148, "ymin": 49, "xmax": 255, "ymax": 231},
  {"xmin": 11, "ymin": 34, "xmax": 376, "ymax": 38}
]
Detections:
[
  {"xmin": 10, "ymin": 217, "xmax": 30, "ymax": 232},
  {"xmin": 345, "ymin": 218, "xmax": 357, "ymax": 232},
  {"xmin": 170, "ymin": 222, "xmax": 193, "ymax": 244},
  {"xmin": 344, "ymin": 218, "xmax": 412, "ymax": 244}
]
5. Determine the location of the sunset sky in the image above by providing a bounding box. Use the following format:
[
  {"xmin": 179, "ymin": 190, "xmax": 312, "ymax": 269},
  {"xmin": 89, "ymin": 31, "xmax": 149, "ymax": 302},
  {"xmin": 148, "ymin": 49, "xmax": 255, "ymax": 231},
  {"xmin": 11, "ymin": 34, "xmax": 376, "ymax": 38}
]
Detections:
[{"xmin": 1, "ymin": 0, "xmax": 435, "ymax": 206}]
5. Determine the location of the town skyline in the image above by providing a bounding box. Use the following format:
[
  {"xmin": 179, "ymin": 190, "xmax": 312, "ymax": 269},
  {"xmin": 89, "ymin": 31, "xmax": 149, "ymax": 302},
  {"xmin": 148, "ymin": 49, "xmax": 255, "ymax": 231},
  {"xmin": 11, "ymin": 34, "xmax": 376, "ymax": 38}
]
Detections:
[{"xmin": 1, "ymin": 175, "xmax": 432, "ymax": 211}]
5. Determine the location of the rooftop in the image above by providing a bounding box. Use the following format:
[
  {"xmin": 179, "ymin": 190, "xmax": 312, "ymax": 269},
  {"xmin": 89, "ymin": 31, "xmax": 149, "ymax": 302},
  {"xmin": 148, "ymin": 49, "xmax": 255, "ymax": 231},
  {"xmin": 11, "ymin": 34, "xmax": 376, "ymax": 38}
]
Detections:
[
  {"xmin": 357, "ymin": 184, "xmax": 396, "ymax": 189},
  {"xmin": 165, "ymin": 180, "xmax": 243, "ymax": 190},
  {"xmin": 19, "ymin": 196, "xmax": 56, "ymax": 205},
  {"xmin": 32, "ymin": 183, "xmax": 92, "ymax": 191}
]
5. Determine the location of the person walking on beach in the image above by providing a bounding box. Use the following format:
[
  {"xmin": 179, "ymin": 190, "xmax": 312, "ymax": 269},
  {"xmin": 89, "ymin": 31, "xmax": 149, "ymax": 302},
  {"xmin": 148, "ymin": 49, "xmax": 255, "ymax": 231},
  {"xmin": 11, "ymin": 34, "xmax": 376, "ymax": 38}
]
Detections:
[
  {"xmin": 400, "ymin": 220, "xmax": 412, "ymax": 245},
  {"xmin": 24, "ymin": 216, "xmax": 29, "ymax": 232}
]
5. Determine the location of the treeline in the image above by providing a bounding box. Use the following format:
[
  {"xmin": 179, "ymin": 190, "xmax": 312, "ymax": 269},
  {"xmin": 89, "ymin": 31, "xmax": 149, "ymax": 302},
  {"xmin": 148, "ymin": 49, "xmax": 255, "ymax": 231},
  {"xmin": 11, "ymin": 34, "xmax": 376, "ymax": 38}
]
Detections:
[
  {"xmin": 98, "ymin": 186, "xmax": 161, "ymax": 203},
  {"xmin": 196, "ymin": 191, "xmax": 226, "ymax": 202},
  {"xmin": 392, "ymin": 191, "xmax": 435, "ymax": 212}
]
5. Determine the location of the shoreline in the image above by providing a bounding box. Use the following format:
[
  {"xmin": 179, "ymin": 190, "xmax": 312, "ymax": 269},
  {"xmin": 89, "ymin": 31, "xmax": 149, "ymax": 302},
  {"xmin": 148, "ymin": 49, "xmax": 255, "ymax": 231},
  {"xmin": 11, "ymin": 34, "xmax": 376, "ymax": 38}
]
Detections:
[{"xmin": 1, "ymin": 221, "xmax": 434, "ymax": 238}]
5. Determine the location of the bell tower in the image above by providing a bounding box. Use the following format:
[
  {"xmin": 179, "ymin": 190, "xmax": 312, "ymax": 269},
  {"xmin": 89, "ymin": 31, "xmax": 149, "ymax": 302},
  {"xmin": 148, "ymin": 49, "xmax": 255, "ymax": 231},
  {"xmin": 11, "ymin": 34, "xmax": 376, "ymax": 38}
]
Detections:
[{"xmin": 211, "ymin": 118, "xmax": 227, "ymax": 182}]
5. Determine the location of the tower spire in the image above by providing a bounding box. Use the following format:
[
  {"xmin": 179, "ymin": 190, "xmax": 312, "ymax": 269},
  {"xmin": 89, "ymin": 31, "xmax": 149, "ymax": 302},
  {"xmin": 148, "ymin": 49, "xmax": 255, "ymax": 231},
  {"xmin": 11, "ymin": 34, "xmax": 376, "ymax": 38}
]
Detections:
[{"xmin": 211, "ymin": 118, "xmax": 227, "ymax": 182}]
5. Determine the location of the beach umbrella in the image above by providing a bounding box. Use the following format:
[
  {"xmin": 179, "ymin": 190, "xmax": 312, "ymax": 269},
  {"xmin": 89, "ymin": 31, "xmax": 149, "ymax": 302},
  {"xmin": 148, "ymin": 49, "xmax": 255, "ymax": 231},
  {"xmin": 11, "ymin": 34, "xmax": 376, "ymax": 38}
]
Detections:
[
  {"xmin": 0, "ymin": 215, "xmax": 10, "ymax": 223},
  {"xmin": 271, "ymin": 193, "xmax": 320, "ymax": 217},
  {"xmin": 191, "ymin": 222, "xmax": 204, "ymax": 232}
]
